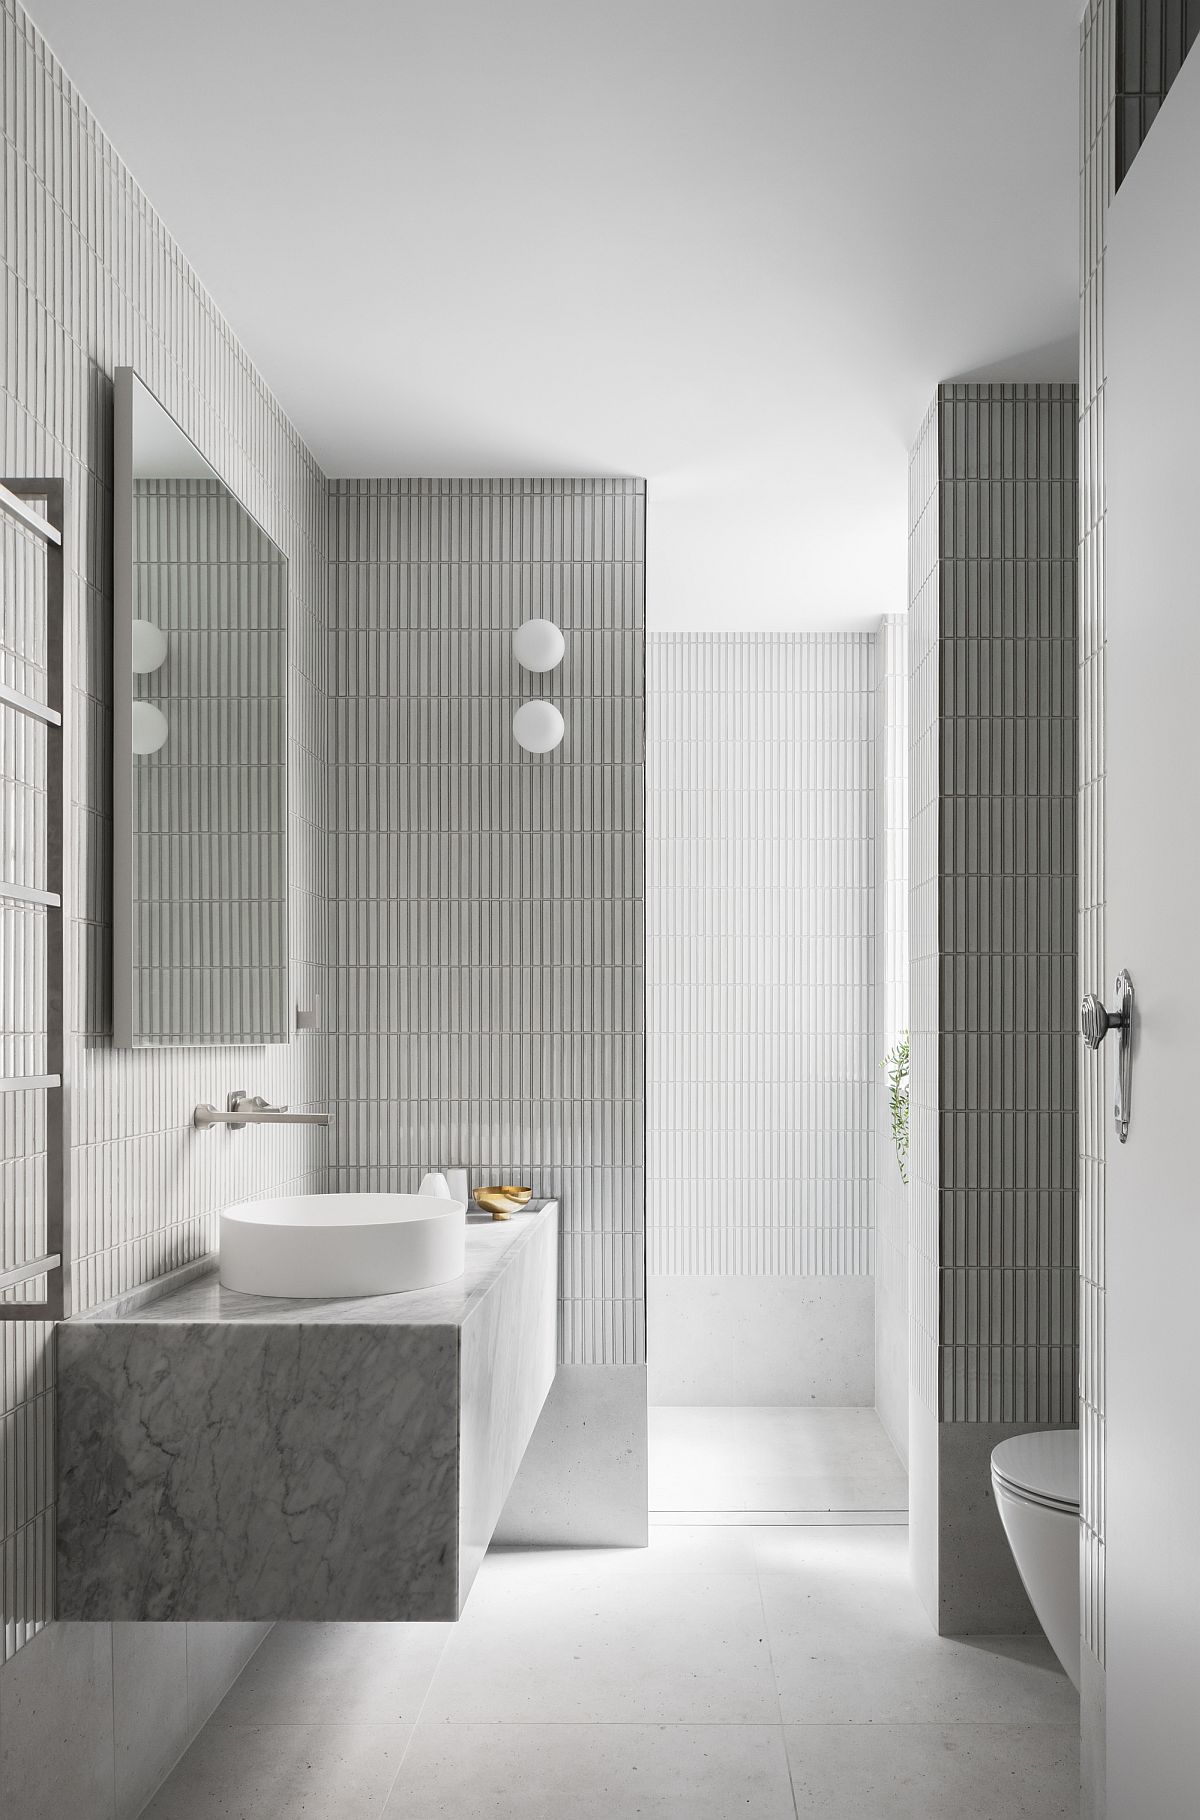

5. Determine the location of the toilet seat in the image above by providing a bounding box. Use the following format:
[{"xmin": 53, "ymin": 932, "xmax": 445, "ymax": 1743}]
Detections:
[{"xmin": 991, "ymin": 1429, "xmax": 1079, "ymax": 1515}]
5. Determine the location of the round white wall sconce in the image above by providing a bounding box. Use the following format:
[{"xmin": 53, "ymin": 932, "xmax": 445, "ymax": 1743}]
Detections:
[
  {"xmin": 513, "ymin": 618, "xmax": 565, "ymax": 673},
  {"xmin": 131, "ymin": 617, "xmax": 169, "ymax": 673},
  {"xmin": 513, "ymin": 700, "xmax": 565, "ymax": 754},
  {"xmin": 131, "ymin": 700, "xmax": 169, "ymax": 755}
]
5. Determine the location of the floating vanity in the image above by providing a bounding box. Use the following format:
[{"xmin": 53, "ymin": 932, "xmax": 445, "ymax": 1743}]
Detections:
[{"xmin": 56, "ymin": 1201, "xmax": 557, "ymax": 1623}]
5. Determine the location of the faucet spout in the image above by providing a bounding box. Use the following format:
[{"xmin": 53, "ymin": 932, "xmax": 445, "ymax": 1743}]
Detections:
[{"xmin": 193, "ymin": 1092, "xmax": 331, "ymax": 1133}]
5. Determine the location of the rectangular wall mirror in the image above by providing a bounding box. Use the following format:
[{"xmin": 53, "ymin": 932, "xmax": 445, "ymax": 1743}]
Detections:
[{"xmin": 112, "ymin": 368, "xmax": 289, "ymax": 1047}]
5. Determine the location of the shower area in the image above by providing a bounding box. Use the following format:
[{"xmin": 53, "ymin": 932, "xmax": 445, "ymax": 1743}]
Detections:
[{"xmin": 646, "ymin": 624, "xmax": 910, "ymax": 1520}]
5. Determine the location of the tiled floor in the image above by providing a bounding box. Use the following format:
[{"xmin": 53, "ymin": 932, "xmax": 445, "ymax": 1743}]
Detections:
[
  {"xmin": 648, "ymin": 1405, "xmax": 910, "ymax": 1517},
  {"xmin": 141, "ymin": 1412, "xmax": 1078, "ymax": 1818},
  {"xmin": 142, "ymin": 1534, "xmax": 1078, "ymax": 1818}
]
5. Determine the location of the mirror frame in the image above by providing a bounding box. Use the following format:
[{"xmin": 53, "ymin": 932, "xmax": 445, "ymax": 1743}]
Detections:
[{"xmin": 111, "ymin": 366, "xmax": 290, "ymax": 1048}]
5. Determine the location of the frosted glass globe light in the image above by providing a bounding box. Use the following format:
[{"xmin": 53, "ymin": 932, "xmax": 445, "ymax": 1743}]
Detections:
[
  {"xmin": 131, "ymin": 617, "xmax": 168, "ymax": 673},
  {"xmin": 513, "ymin": 700, "xmax": 565, "ymax": 754},
  {"xmin": 131, "ymin": 700, "xmax": 169, "ymax": 755},
  {"xmin": 513, "ymin": 618, "xmax": 565, "ymax": 673}
]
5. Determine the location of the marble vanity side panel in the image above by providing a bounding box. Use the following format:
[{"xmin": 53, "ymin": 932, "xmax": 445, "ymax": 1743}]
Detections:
[
  {"xmin": 458, "ymin": 1210, "xmax": 558, "ymax": 1607},
  {"xmin": 56, "ymin": 1323, "xmax": 460, "ymax": 1622}
]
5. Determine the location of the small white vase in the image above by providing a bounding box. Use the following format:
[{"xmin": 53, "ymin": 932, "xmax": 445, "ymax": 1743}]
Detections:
[{"xmin": 418, "ymin": 1171, "xmax": 451, "ymax": 1199}]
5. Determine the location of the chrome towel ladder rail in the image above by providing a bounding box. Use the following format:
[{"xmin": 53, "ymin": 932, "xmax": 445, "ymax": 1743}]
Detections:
[{"xmin": 0, "ymin": 479, "xmax": 68, "ymax": 1321}]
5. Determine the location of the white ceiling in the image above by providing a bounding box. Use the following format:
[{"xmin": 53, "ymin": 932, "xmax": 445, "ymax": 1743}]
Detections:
[{"xmin": 30, "ymin": 0, "xmax": 1081, "ymax": 629}]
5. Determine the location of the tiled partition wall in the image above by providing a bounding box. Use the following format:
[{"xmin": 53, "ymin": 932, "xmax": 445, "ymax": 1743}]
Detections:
[
  {"xmin": 908, "ymin": 402, "xmax": 940, "ymax": 1451},
  {"xmin": 645, "ymin": 633, "xmax": 876, "ymax": 1406},
  {"xmin": 872, "ymin": 616, "xmax": 909, "ymax": 1463},
  {"xmin": 327, "ymin": 478, "xmax": 647, "ymax": 1543},
  {"xmin": 0, "ymin": 1, "xmax": 328, "ymax": 1811},
  {"xmin": 907, "ymin": 383, "xmax": 1078, "ymax": 1636}
]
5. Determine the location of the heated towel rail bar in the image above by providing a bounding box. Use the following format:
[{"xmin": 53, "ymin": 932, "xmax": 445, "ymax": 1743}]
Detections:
[{"xmin": 0, "ymin": 479, "xmax": 68, "ymax": 1322}]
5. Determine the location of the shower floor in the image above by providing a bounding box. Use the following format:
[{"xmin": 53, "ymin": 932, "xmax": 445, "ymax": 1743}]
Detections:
[{"xmin": 648, "ymin": 1405, "xmax": 908, "ymax": 1521}]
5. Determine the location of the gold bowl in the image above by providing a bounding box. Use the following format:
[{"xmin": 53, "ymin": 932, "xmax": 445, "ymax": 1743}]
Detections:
[{"xmin": 473, "ymin": 1185, "xmax": 533, "ymax": 1220}]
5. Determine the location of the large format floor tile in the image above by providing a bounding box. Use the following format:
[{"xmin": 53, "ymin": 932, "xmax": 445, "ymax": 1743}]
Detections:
[
  {"xmin": 784, "ymin": 1722, "xmax": 1080, "ymax": 1819},
  {"xmin": 382, "ymin": 1723, "xmax": 797, "ymax": 1820},
  {"xmin": 649, "ymin": 1406, "xmax": 908, "ymax": 1514},
  {"xmin": 127, "ymin": 1436, "xmax": 1079, "ymax": 1820},
  {"xmin": 421, "ymin": 1548, "xmax": 780, "ymax": 1724},
  {"xmin": 140, "ymin": 1722, "xmax": 411, "ymax": 1820},
  {"xmin": 208, "ymin": 1620, "xmax": 452, "ymax": 1728},
  {"xmin": 756, "ymin": 1528, "xmax": 1077, "ymax": 1727}
]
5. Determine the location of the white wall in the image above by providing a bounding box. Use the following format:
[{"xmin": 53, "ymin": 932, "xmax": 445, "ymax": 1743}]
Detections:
[{"xmin": 646, "ymin": 633, "xmax": 875, "ymax": 1405}]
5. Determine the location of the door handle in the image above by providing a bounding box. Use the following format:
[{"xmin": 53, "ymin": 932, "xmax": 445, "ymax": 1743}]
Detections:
[{"xmin": 1081, "ymin": 969, "xmax": 1135, "ymax": 1144}]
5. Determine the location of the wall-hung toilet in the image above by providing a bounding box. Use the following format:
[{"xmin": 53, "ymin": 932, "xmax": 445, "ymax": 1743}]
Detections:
[{"xmin": 991, "ymin": 1429, "xmax": 1080, "ymax": 1689}]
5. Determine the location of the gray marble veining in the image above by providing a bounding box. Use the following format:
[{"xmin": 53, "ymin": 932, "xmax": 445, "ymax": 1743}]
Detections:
[{"xmin": 57, "ymin": 1206, "xmax": 557, "ymax": 1624}]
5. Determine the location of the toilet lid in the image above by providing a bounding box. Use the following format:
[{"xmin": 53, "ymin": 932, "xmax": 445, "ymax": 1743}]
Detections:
[{"xmin": 991, "ymin": 1429, "xmax": 1079, "ymax": 1512}]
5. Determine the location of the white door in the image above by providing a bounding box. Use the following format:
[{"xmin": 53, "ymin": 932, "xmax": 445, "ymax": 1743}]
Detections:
[{"xmin": 1104, "ymin": 44, "xmax": 1200, "ymax": 1820}]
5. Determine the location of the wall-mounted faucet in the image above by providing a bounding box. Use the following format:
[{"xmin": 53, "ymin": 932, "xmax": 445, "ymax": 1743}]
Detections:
[{"xmin": 193, "ymin": 1090, "xmax": 331, "ymax": 1133}]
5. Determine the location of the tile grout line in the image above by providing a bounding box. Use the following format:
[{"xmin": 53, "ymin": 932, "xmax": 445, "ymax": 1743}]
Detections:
[
  {"xmin": 751, "ymin": 1530, "xmax": 802, "ymax": 1820},
  {"xmin": 109, "ymin": 1623, "xmax": 118, "ymax": 1820},
  {"xmin": 375, "ymin": 1624, "xmax": 456, "ymax": 1817}
]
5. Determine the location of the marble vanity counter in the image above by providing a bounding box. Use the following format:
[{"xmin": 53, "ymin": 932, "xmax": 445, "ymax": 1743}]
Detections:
[
  {"xmin": 57, "ymin": 1202, "xmax": 557, "ymax": 1625},
  {"xmin": 83, "ymin": 1202, "xmax": 553, "ymax": 1328}
]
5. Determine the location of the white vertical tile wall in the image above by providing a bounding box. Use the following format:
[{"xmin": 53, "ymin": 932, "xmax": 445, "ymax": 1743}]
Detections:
[
  {"xmin": 1079, "ymin": 0, "xmax": 1113, "ymax": 1703},
  {"xmin": 873, "ymin": 615, "xmax": 909, "ymax": 1464},
  {"xmin": 0, "ymin": 0, "xmax": 331, "ymax": 1671},
  {"xmin": 326, "ymin": 479, "xmax": 646, "ymax": 1369},
  {"xmin": 646, "ymin": 633, "xmax": 876, "ymax": 1278},
  {"xmin": 908, "ymin": 401, "xmax": 941, "ymax": 1429}
]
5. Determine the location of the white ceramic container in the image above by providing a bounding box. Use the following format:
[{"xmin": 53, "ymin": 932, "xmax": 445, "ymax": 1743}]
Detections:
[{"xmin": 219, "ymin": 1193, "xmax": 467, "ymax": 1298}]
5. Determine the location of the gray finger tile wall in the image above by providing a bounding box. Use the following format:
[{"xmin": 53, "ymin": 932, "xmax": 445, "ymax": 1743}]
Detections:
[
  {"xmin": 326, "ymin": 478, "xmax": 646, "ymax": 1370},
  {"xmin": 1114, "ymin": 0, "xmax": 1200, "ymax": 179},
  {"xmin": 0, "ymin": 0, "xmax": 329, "ymax": 1783},
  {"xmin": 908, "ymin": 382, "xmax": 1079, "ymax": 1635}
]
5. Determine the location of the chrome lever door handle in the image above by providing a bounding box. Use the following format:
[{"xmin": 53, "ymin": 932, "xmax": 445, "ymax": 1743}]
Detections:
[{"xmin": 1081, "ymin": 970, "xmax": 1135, "ymax": 1144}]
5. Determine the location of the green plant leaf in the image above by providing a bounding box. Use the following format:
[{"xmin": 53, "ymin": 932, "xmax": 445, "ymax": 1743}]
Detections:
[{"xmin": 882, "ymin": 1032, "xmax": 910, "ymax": 1187}]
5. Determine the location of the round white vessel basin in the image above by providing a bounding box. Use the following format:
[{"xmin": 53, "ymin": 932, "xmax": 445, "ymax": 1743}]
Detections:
[{"xmin": 219, "ymin": 1194, "xmax": 467, "ymax": 1298}]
